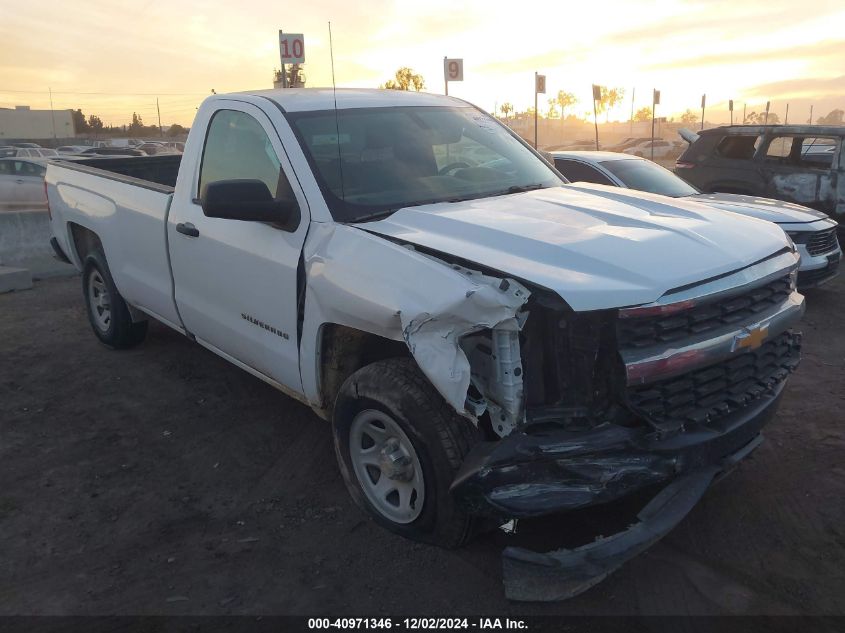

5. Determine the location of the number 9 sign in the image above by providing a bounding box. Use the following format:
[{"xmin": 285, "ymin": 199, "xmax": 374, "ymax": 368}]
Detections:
[
  {"xmin": 279, "ymin": 32, "xmax": 305, "ymax": 64},
  {"xmin": 444, "ymin": 58, "xmax": 464, "ymax": 82}
]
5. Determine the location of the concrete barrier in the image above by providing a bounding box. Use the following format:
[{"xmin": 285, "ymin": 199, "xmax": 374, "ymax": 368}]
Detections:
[{"xmin": 0, "ymin": 209, "xmax": 76, "ymax": 279}]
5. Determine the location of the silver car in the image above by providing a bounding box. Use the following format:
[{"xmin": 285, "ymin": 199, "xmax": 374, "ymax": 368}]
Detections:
[
  {"xmin": 552, "ymin": 150, "xmax": 842, "ymax": 289},
  {"xmin": 0, "ymin": 158, "xmax": 48, "ymax": 208}
]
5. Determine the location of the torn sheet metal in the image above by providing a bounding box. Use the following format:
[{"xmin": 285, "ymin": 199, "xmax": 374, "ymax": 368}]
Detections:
[
  {"xmin": 401, "ymin": 260, "xmax": 529, "ymax": 417},
  {"xmin": 299, "ymin": 223, "xmax": 529, "ymax": 415}
]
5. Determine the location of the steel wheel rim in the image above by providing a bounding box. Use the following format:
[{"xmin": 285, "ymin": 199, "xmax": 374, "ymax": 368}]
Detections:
[
  {"xmin": 87, "ymin": 270, "xmax": 112, "ymax": 332},
  {"xmin": 349, "ymin": 409, "xmax": 425, "ymax": 524}
]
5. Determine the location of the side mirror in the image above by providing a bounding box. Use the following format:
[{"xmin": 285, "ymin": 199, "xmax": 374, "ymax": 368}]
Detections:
[{"xmin": 201, "ymin": 179, "xmax": 300, "ymax": 230}]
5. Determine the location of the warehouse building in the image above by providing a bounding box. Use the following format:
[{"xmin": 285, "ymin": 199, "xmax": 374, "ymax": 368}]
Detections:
[{"xmin": 0, "ymin": 106, "xmax": 75, "ymax": 141}]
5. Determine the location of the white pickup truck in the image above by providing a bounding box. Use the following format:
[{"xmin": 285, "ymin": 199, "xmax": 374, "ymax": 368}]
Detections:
[{"xmin": 46, "ymin": 88, "xmax": 805, "ymax": 601}]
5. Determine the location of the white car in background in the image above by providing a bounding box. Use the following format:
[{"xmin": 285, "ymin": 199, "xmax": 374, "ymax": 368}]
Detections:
[
  {"xmin": 622, "ymin": 139, "xmax": 675, "ymax": 158},
  {"xmin": 57, "ymin": 145, "xmax": 93, "ymax": 155},
  {"xmin": 12, "ymin": 148, "xmax": 59, "ymax": 158},
  {"xmin": 0, "ymin": 157, "xmax": 48, "ymax": 208},
  {"xmin": 551, "ymin": 151, "xmax": 842, "ymax": 289}
]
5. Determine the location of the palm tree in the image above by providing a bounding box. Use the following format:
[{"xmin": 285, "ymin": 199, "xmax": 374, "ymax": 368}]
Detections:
[
  {"xmin": 555, "ymin": 91, "xmax": 577, "ymax": 136},
  {"xmin": 604, "ymin": 87, "xmax": 625, "ymax": 122},
  {"xmin": 500, "ymin": 102, "xmax": 513, "ymax": 121}
]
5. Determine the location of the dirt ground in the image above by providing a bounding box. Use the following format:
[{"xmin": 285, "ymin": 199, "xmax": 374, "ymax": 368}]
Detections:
[{"xmin": 1, "ymin": 274, "xmax": 844, "ymax": 617}]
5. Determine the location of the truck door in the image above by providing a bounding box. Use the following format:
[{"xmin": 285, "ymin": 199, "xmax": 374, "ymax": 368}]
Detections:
[
  {"xmin": 167, "ymin": 102, "xmax": 309, "ymax": 394},
  {"xmin": 760, "ymin": 134, "xmax": 840, "ymax": 213}
]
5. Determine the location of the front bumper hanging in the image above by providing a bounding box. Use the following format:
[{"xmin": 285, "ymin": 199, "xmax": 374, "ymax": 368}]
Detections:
[{"xmin": 502, "ymin": 433, "xmax": 762, "ymax": 601}]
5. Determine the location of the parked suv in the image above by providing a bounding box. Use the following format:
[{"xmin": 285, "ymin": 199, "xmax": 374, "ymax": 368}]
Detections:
[{"xmin": 675, "ymin": 125, "xmax": 844, "ymax": 229}]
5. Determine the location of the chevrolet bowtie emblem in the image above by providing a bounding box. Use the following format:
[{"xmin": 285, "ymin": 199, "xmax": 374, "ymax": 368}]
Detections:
[{"xmin": 733, "ymin": 325, "xmax": 769, "ymax": 351}]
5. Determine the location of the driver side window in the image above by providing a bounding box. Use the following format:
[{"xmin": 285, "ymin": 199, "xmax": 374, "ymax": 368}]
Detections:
[{"xmin": 198, "ymin": 109, "xmax": 290, "ymax": 201}]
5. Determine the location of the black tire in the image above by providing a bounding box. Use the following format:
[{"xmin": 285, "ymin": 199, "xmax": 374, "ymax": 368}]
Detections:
[
  {"xmin": 82, "ymin": 250, "xmax": 147, "ymax": 349},
  {"xmin": 333, "ymin": 358, "xmax": 480, "ymax": 548}
]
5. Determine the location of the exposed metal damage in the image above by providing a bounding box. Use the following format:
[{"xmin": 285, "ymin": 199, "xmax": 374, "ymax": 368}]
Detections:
[
  {"xmin": 399, "ymin": 257, "xmax": 530, "ymax": 431},
  {"xmin": 300, "ymin": 222, "xmax": 531, "ymax": 428}
]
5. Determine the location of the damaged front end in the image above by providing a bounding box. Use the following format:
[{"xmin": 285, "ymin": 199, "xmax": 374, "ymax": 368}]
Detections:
[
  {"xmin": 310, "ymin": 225, "xmax": 804, "ymax": 601},
  {"xmin": 443, "ymin": 254, "xmax": 804, "ymax": 601}
]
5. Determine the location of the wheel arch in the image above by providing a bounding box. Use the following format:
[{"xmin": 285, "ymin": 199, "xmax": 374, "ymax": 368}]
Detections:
[
  {"xmin": 69, "ymin": 223, "xmax": 145, "ymax": 323},
  {"xmin": 67, "ymin": 222, "xmax": 104, "ymax": 267},
  {"xmin": 312, "ymin": 322, "xmax": 411, "ymax": 419}
]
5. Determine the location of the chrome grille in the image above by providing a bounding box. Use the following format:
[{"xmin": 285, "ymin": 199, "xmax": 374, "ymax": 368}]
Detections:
[
  {"xmin": 617, "ymin": 275, "xmax": 792, "ymax": 349},
  {"xmin": 626, "ymin": 331, "xmax": 800, "ymax": 431},
  {"xmin": 806, "ymin": 228, "xmax": 838, "ymax": 256}
]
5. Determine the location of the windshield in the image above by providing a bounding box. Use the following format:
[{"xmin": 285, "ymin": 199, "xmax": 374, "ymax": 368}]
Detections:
[
  {"xmin": 601, "ymin": 158, "xmax": 699, "ymax": 197},
  {"xmin": 287, "ymin": 106, "xmax": 562, "ymax": 222}
]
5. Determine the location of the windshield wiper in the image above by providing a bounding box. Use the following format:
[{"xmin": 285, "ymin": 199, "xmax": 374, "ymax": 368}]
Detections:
[
  {"xmin": 501, "ymin": 183, "xmax": 547, "ymax": 195},
  {"xmin": 351, "ymin": 209, "xmax": 400, "ymax": 223},
  {"xmin": 350, "ymin": 184, "xmax": 550, "ymax": 223},
  {"xmin": 351, "ymin": 193, "xmax": 484, "ymax": 222}
]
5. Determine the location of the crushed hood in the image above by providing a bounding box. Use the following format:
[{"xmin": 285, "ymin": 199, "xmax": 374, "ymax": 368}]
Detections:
[
  {"xmin": 685, "ymin": 192, "xmax": 830, "ymax": 224},
  {"xmin": 363, "ymin": 185, "xmax": 791, "ymax": 311}
]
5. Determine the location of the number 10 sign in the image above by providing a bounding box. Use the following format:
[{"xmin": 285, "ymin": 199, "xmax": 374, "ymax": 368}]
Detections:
[{"xmin": 279, "ymin": 32, "xmax": 305, "ymax": 65}]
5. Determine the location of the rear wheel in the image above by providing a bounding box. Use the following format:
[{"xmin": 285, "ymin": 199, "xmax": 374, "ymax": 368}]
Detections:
[
  {"xmin": 332, "ymin": 358, "xmax": 480, "ymax": 548},
  {"xmin": 82, "ymin": 250, "xmax": 147, "ymax": 349}
]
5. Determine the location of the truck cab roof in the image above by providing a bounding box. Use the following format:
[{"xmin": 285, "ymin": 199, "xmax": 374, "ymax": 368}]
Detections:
[{"xmin": 223, "ymin": 88, "xmax": 472, "ymax": 113}]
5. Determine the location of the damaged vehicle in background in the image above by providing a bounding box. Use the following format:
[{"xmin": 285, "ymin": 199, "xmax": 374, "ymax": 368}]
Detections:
[
  {"xmin": 675, "ymin": 125, "xmax": 845, "ymax": 233},
  {"xmin": 551, "ymin": 151, "xmax": 841, "ymax": 289},
  {"xmin": 46, "ymin": 89, "xmax": 804, "ymax": 601}
]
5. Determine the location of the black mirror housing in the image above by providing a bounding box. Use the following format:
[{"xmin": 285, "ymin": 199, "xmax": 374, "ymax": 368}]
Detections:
[{"xmin": 201, "ymin": 179, "xmax": 300, "ymax": 231}]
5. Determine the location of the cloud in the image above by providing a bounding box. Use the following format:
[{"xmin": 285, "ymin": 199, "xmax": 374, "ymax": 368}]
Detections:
[
  {"xmin": 742, "ymin": 75, "xmax": 845, "ymax": 99},
  {"xmin": 644, "ymin": 40, "xmax": 845, "ymax": 71}
]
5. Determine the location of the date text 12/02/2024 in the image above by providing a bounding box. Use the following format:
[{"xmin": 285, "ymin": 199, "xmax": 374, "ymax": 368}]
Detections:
[{"xmin": 307, "ymin": 618, "xmax": 528, "ymax": 630}]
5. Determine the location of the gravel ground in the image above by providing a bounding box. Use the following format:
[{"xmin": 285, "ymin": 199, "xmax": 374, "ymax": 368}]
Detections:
[{"xmin": 1, "ymin": 274, "xmax": 844, "ymax": 616}]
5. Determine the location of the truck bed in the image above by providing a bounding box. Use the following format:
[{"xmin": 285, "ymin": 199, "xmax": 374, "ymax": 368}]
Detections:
[
  {"xmin": 53, "ymin": 155, "xmax": 182, "ymax": 191},
  {"xmin": 46, "ymin": 156, "xmax": 180, "ymax": 327}
]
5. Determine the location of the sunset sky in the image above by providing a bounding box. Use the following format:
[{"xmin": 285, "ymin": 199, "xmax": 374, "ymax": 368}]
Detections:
[{"xmin": 2, "ymin": 0, "xmax": 844, "ymax": 127}]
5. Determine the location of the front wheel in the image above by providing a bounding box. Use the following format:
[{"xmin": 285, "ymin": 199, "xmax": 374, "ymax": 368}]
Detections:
[
  {"xmin": 332, "ymin": 358, "xmax": 480, "ymax": 548},
  {"xmin": 83, "ymin": 250, "xmax": 147, "ymax": 349}
]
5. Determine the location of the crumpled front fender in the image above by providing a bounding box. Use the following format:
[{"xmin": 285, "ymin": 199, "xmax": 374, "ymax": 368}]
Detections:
[{"xmin": 300, "ymin": 223, "xmax": 530, "ymax": 416}]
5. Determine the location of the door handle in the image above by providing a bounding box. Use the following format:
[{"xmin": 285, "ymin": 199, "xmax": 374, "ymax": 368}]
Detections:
[
  {"xmin": 176, "ymin": 222, "xmax": 200, "ymax": 237},
  {"xmin": 15, "ymin": 179, "xmax": 24, "ymax": 184}
]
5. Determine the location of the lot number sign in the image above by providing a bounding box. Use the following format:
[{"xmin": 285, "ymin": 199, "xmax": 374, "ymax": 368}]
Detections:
[
  {"xmin": 279, "ymin": 32, "xmax": 305, "ymax": 64},
  {"xmin": 444, "ymin": 58, "xmax": 464, "ymax": 82}
]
